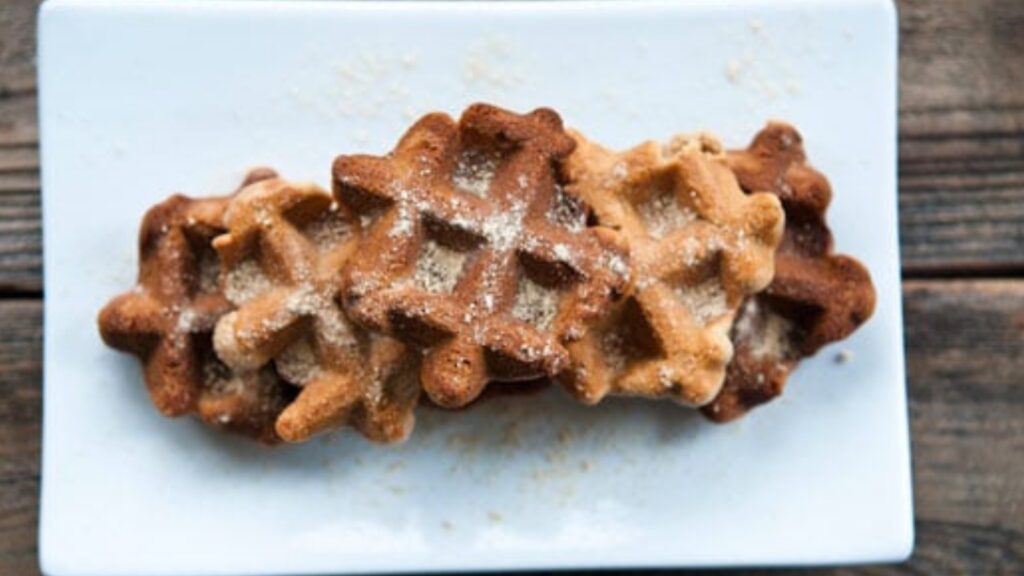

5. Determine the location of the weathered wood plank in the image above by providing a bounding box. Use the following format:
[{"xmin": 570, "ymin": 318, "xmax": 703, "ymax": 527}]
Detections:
[
  {"xmin": 0, "ymin": 171, "xmax": 40, "ymax": 293},
  {"xmin": 0, "ymin": 146, "xmax": 37, "ymax": 174},
  {"xmin": 897, "ymin": 0, "xmax": 1024, "ymax": 273},
  {"xmin": 0, "ymin": 0, "xmax": 39, "ymax": 97},
  {"xmin": 0, "ymin": 93, "xmax": 36, "ymax": 149},
  {"xmin": 0, "ymin": 300, "xmax": 41, "ymax": 576},
  {"xmin": 899, "ymin": 0, "xmax": 1024, "ymax": 112},
  {"xmin": 899, "ymin": 280, "xmax": 1024, "ymax": 574},
  {"xmin": 2, "ymin": 282, "xmax": 1023, "ymax": 575},
  {"xmin": 0, "ymin": 97, "xmax": 40, "ymax": 296}
]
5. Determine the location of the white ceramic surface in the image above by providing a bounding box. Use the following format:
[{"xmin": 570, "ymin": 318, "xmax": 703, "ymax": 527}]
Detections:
[{"xmin": 37, "ymin": 1, "xmax": 910, "ymax": 574}]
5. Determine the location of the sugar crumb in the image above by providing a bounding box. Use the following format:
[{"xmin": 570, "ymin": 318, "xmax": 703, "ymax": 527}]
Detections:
[
  {"xmin": 637, "ymin": 190, "xmax": 696, "ymax": 239},
  {"xmin": 511, "ymin": 278, "xmax": 559, "ymax": 330},
  {"xmin": 413, "ymin": 241, "xmax": 468, "ymax": 294},
  {"xmin": 674, "ymin": 279, "xmax": 727, "ymax": 326}
]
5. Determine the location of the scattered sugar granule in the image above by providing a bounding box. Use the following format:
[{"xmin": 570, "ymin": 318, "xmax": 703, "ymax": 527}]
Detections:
[
  {"xmin": 318, "ymin": 300, "xmax": 358, "ymax": 348},
  {"xmin": 197, "ymin": 253, "xmax": 220, "ymax": 294},
  {"xmin": 637, "ymin": 190, "xmax": 697, "ymax": 239},
  {"xmin": 275, "ymin": 338, "xmax": 320, "ymax": 385},
  {"xmin": 658, "ymin": 365, "xmax": 674, "ymax": 389},
  {"xmin": 175, "ymin": 308, "xmax": 198, "ymax": 334},
  {"xmin": 674, "ymin": 279, "xmax": 727, "ymax": 326},
  {"xmin": 602, "ymin": 252, "xmax": 630, "ymax": 281},
  {"xmin": 388, "ymin": 205, "xmax": 415, "ymax": 238},
  {"xmin": 303, "ymin": 213, "xmax": 352, "ymax": 252},
  {"xmin": 746, "ymin": 309, "xmax": 796, "ymax": 361},
  {"xmin": 414, "ymin": 241, "xmax": 468, "ymax": 294},
  {"xmin": 480, "ymin": 203, "xmax": 527, "ymax": 252},
  {"xmin": 462, "ymin": 35, "xmax": 523, "ymax": 90},
  {"xmin": 834, "ymin": 349, "xmax": 854, "ymax": 364},
  {"xmin": 452, "ymin": 151, "xmax": 498, "ymax": 198},
  {"xmin": 552, "ymin": 243, "xmax": 572, "ymax": 262},
  {"xmin": 511, "ymin": 278, "xmax": 559, "ymax": 330},
  {"xmin": 726, "ymin": 59, "xmax": 744, "ymax": 83},
  {"xmin": 546, "ymin": 186, "xmax": 587, "ymax": 233},
  {"xmin": 601, "ymin": 330, "xmax": 629, "ymax": 372},
  {"xmin": 225, "ymin": 259, "xmax": 274, "ymax": 305}
]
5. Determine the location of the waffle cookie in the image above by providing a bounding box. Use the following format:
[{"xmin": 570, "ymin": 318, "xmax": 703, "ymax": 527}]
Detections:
[
  {"xmin": 212, "ymin": 172, "xmax": 419, "ymax": 443},
  {"xmin": 98, "ymin": 105, "xmax": 877, "ymax": 445},
  {"xmin": 562, "ymin": 132, "xmax": 784, "ymax": 406},
  {"xmin": 334, "ymin": 104, "xmax": 628, "ymax": 408},
  {"xmin": 97, "ymin": 169, "xmax": 295, "ymax": 443},
  {"xmin": 701, "ymin": 123, "xmax": 876, "ymax": 422}
]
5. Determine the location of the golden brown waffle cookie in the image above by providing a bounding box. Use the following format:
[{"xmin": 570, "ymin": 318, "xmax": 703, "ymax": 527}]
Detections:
[
  {"xmin": 98, "ymin": 169, "xmax": 295, "ymax": 443},
  {"xmin": 212, "ymin": 173, "xmax": 419, "ymax": 443},
  {"xmin": 563, "ymin": 132, "xmax": 784, "ymax": 406},
  {"xmin": 334, "ymin": 103, "xmax": 628, "ymax": 408},
  {"xmin": 701, "ymin": 122, "xmax": 876, "ymax": 422}
]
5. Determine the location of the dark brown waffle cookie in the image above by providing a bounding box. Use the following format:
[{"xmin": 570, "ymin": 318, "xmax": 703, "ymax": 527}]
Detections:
[
  {"xmin": 702, "ymin": 123, "xmax": 876, "ymax": 422},
  {"xmin": 98, "ymin": 170, "xmax": 294, "ymax": 443}
]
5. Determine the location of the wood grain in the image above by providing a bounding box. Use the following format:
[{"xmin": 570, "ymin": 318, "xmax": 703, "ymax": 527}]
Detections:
[
  {"xmin": 0, "ymin": 0, "xmax": 38, "ymax": 97},
  {"xmin": 0, "ymin": 300, "xmax": 41, "ymax": 576},
  {"xmin": 3, "ymin": 284, "xmax": 1023, "ymax": 575},
  {"xmin": 0, "ymin": 0, "xmax": 42, "ymax": 294},
  {"xmin": 898, "ymin": 0, "xmax": 1024, "ymax": 274}
]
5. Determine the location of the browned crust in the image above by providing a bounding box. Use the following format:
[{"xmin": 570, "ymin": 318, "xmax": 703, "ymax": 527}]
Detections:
[
  {"xmin": 97, "ymin": 169, "xmax": 295, "ymax": 443},
  {"xmin": 702, "ymin": 123, "xmax": 877, "ymax": 422},
  {"xmin": 334, "ymin": 103, "xmax": 627, "ymax": 408}
]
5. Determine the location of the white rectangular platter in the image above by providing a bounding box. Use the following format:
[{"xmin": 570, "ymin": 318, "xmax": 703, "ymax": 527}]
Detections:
[{"xmin": 38, "ymin": 1, "xmax": 910, "ymax": 574}]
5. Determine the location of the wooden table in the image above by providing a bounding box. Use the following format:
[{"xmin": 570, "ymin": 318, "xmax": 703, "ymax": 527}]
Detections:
[{"xmin": 2, "ymin": 1, "xmax": 1021, "ymax": 573}]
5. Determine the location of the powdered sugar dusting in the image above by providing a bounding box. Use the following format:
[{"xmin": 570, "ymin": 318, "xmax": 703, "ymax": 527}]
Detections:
[
  {"xmin": 389, "ymin": 202, "xmax": 415, "ymax": 238},
  {"xmin": 638, "ymin": 190, "xmax": 697, "ymax": 239},
  {"xmin": 284, "ymin": 285, "xmax": 356, "ymax": 348},
  {"xmin": 175, "ymin": 308, "xmax": 198, "ymax": 334},
  {"xmin": 276, "ymin": 338, "xmax": 321, "ymax": 385},
  {"xmin": 511, "ymin": 278, "xmax": 559, "ymax": 330},
  {"xmin": 601, "ymin": 330, "xmax": 628, "ymax": 373},
  {"xmin": 546, "ymin": 186, "xmax": 587, "ymax": 233},
  {"xmin": 732, "ymin": 299, "xmax": 759, "ymax": 343},
  {"xmin": 302, "ymin": 213, "xmax": 352, "ymax": 252},
  {"xmin": 414, "ymin": 241, "xmax": 468, "ymax": 294},
  {"xmin": 452, "ymin": 151, "xmax": 498, "ymax": 198},
  {"xmin": 657, "ymin": 365, "xmax": 675, "ymax": 389},
  {"xmin": 480, "ymin": 200, "xmax": 527, "ymax": 252},
  {"xmin": 552, "ymin": 244, "xmax": 572, "ymax": 261},
  {"xmin": 386, "ymin": 185, "xmax": 440, "ymax": 239},
  {"xmin": 197, "ymin": 252, "xmax": 220, "ymax": 294},
  {"xmin": 752, "ymin": 312, "xmax": 794, "ymax": 360},
  {"xmin": 734, "ymin": 300, "xmax": 796, "ymax": 361},
  {"xmin": 674, "ymin": 279, "xmax": 727, "ymax": 325},
  {"xmin": 602, "ymin": 252, "xmax": 630, "ymax": 282},
  {"xmin": 225, "ymin": 259, "xmax": 274, "ymax": 305}
]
